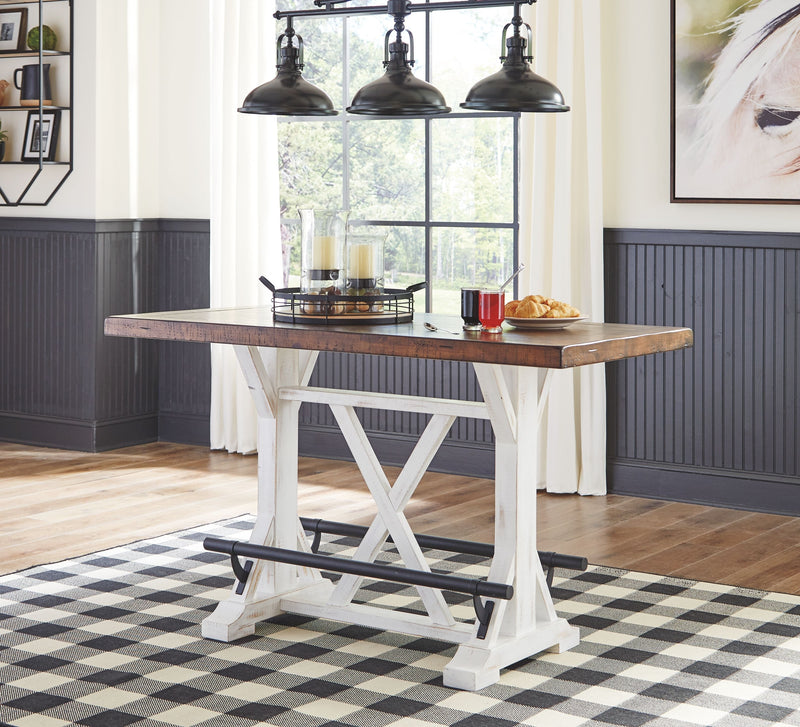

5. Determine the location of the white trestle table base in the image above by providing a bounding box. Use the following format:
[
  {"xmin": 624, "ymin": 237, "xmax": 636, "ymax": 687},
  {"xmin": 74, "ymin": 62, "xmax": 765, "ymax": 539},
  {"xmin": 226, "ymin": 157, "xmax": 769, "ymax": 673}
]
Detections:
[{"xmin": 104, "ymin": 308, "xmax": 693, "ymax": 689}]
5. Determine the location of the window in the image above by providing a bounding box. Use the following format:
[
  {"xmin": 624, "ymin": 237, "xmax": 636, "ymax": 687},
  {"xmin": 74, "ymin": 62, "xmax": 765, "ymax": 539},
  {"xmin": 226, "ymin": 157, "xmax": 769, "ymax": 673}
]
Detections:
[{"xmin": 277, "ymin": 2, "xmax": 519, "ymax": 314}]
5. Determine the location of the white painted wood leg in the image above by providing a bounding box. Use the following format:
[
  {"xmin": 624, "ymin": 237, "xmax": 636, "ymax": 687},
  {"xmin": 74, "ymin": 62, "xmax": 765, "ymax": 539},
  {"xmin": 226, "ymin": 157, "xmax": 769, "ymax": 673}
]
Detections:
[
  {"xmin": 202, "ymin": 349, "xmax": 577, "ymax": 688},
  {"xmin": 326, "ymin": 411, "xmax": 456, "ymax": 612},
  {"xmin": 202, "ymin": 347, "xmax": 331, "ymax": 642},
  {"xmin": 442, "ymin": 364, "xmax": 579, "ymax": 691},
  {"xmin": 329, "ymin": 406, "xmax": 456, "ymax": 626}
]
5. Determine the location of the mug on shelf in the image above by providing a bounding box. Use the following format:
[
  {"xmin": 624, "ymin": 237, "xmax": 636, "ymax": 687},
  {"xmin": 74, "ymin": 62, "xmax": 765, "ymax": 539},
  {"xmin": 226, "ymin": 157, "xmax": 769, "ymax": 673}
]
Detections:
[{"xmin": 14, "ymin": 64, "xmax": 53, "ymax": 106}]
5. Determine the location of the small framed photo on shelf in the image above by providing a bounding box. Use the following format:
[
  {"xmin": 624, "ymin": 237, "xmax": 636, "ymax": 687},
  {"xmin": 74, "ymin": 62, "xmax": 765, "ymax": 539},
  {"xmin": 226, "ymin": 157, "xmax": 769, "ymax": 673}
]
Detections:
[
  {"xmin": 21, "ymin": 109, "xmax": 60, "ymax": 162},
  {"xmin": 0, "ymin": 7, "xmax": 27, "ymax": 54}
]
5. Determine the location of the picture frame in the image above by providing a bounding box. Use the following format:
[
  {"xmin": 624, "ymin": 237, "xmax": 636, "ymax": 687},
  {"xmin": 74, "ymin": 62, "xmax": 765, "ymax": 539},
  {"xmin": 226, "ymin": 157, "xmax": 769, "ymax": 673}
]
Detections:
[
  {"xmin": 0, "ymin": 7, "xmax": 27, "ymax": 53},
  {"xmin": 21, "ymin": 109, "xmax": 60, "ymax": 162},
  {"xmin": 671, "ymin": 0, "xmax": 800, "ymax": 204}
]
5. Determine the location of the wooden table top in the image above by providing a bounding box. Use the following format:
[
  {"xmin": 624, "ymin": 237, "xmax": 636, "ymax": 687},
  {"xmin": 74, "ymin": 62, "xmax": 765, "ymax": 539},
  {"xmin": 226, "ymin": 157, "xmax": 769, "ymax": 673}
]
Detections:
[{"xmin": 104, "ymin": 307, "xmax": 693, "ymax": 369}]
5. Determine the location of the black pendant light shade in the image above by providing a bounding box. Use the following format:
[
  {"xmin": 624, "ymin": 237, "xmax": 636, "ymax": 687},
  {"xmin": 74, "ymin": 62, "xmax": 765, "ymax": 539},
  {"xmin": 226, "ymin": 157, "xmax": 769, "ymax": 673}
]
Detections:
[
  {"xmin": 239, "ymin": 24, "xmax": 337, "ymax": 116},
  {"xmin": 461, "ymin": 17, "xmax": 569, "ymax": 113},
  {"xmin": 347, "ymin": 30, "xmax": 450, "ymax": 116}
]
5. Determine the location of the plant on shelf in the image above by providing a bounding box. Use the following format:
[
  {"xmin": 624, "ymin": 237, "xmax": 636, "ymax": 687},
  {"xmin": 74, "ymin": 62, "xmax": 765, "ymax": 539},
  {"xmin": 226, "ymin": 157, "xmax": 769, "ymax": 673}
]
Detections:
[
  {"xmin": 0, "ymin": 119, "xmax": 7, "ymax": 162},
  {"xmin": 27, "ymin": 25, "xmax": 58, "ymax": 52}
]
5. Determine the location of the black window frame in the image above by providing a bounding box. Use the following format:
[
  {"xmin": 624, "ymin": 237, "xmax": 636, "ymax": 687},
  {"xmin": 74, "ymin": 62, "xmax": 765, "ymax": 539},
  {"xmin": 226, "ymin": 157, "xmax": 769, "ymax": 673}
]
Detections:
[{"xmin": 277, "ymin": 8, "xmax": 521, "ymax": 312}]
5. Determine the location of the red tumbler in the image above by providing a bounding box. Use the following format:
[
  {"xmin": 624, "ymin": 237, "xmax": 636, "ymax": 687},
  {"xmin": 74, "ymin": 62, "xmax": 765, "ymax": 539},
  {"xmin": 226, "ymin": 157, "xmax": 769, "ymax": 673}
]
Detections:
[{"xmin": 479, "ymin": 289, "xmax": 505, "ymax": 333}]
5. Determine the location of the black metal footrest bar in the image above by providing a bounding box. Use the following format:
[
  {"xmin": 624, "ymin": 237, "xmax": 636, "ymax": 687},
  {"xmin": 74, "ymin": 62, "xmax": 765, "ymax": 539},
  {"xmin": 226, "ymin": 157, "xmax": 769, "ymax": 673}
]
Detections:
[
  {"xmin": 204, "ymin": 536, "xmax": 511, "ymax": 638},
  {"xmin": 299, "ymin": 517, "xmax": 589, "ymax": 574},
  {"xmin": 204, "ymin": 537, "xmax": 514, "ymax": 601}
]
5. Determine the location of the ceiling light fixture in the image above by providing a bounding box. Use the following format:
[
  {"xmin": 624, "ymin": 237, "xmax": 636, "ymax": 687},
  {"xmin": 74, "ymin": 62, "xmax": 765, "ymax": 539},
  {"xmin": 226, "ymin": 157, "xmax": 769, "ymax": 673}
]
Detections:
[
  {"xmin": 239, "ymin": 0, "xmax": 567, "ymax": 118},
  {"xmin": 238, "ymin": 19, "xmax": 337, "ymax": 116},
  {"xmin": 461, "ymin": 8, "xmax": 569, "ymax": 112},
  {"xmin": 347, "ymin": 0, "xmax": 450, "ymax": 116}
]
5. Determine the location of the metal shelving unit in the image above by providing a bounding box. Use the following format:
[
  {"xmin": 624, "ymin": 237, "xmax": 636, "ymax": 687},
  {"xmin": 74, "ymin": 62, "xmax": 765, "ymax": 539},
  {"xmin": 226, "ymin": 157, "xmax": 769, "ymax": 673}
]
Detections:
[{"xmin": 0, "ymin": 0, "xmax": 72, "ymax": 205}]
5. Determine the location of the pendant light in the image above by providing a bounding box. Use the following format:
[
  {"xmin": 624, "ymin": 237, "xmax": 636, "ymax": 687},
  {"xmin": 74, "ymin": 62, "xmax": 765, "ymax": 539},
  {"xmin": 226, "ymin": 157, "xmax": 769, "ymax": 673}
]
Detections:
[
  {"xmin": 347, "ymin": 0, "xmax": 450, "ymax": 116},
  {"xmin": 239, "ymin": 20, "xmax": 337, "ymax": 117},
  {"xmin": 461, "ymin": 11, "xmax": 569, "ymax": 113}
]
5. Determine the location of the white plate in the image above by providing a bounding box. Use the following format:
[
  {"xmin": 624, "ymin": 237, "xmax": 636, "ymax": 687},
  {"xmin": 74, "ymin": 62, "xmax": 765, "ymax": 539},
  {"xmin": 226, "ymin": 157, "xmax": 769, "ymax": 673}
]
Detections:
[{"xmin": 505, "ymin": 316, "xmax": 588, "ymax": 330}]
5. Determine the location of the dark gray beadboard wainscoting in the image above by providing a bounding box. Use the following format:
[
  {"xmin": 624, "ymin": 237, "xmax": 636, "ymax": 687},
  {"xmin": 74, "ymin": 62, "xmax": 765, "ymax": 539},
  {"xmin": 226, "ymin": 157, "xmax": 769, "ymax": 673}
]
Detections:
[
  {"xmin": 0, "ymin": 218, "xmax": 209, "ymax": 451},
  {"xmin": 604, "ymin": 228, "xmax": 800, "ymax": 516},
  {"xmin": 3, "ymin": 221, "xmax": 798, "ymax": 515},
  {"xmin": 152, "ymin": 224, "xmax": 211, "ymax": 445}
]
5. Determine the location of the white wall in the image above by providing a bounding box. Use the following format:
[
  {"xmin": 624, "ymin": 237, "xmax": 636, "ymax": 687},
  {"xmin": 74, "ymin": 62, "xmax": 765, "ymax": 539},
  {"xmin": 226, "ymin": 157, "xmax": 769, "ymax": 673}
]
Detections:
[
  {"xmin": 5, "ymin": 0, "xmax": 794, "ymax": 229},
  {"xmin": 0, "ymin": 1, "xmax": 96, "ymax": 217},
  {"xmin": 94, "ymin": 0, "xmax": 211, "ymax": 219},
  {"xmin": 601, "ymin": 0, "xmax": 800, "ymax": 233},
  {"xmin": 0, "ymin": 0, "xmax": 210, "ymax": 219},
  {"xmin": 154, "ymin": 0, "xmax": 212, "ymax": 219}
]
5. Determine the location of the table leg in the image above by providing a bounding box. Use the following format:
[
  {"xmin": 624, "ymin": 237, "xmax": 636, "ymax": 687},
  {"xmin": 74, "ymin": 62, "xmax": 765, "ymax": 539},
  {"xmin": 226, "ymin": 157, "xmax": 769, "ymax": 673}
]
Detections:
[
  {"xmin": 202, "ymin": 346, "xmax": 332, "ymax": 642},
  {"xmin": 443, "ymin": 364, "xmax": 579, "ymax": 690}
]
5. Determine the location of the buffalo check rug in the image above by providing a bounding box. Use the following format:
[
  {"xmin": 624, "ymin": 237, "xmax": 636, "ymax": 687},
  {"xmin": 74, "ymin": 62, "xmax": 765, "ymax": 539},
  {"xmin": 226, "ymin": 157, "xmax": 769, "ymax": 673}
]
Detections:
[{"xmin": 1, "ymin": 516, "xmax": 799, "ymax": 727}]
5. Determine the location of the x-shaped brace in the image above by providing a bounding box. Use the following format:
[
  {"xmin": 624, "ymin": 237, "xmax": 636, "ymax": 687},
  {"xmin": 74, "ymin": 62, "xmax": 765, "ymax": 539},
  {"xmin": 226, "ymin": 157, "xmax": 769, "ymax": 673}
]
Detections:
[{"xmin": 328, "ymin": 405, "xmax": 457, "ymax": 626}]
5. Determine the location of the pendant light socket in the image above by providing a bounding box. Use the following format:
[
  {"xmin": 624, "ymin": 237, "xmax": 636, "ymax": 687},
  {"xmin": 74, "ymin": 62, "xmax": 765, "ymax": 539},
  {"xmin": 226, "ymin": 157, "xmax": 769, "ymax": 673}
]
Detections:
[
  {"xmin": 239, "ymin": 22, "xmax": 337, "ymax": 117},
  {"xmin": 461, "ymin": 15, "xmax": 568, "ymax": 113},
  {"xmin": 347, "ymin": 26, "xmax": 450, "ymax": 116}
]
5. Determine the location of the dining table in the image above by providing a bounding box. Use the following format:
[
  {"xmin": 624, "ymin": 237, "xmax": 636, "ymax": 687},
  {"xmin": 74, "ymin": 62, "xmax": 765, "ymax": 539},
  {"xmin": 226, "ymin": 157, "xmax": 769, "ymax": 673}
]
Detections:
[{"xmin": 104, "ymin": 305, "xmax": 692, "ymax": 690}]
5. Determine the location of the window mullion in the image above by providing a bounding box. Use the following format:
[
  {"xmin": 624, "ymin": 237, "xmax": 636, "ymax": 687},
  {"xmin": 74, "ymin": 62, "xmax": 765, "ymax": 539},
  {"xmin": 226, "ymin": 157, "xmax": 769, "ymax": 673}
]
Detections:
[
  {"xmin": 424, "ymin": 10, "xmax": 433, "ymax": 312},
  {"xmin": 275, "ymin": 5, "xmax": 519, "ymax": 313},
  {"xmin": 343, "ymin": 17, "xmax": 351, "ymax": 212}
]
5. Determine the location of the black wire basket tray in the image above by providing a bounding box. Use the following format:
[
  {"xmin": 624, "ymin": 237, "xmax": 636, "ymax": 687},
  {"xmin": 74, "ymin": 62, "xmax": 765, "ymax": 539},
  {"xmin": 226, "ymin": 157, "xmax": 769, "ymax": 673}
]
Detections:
[{"xmin": 260, "ymin": 278, "xmax": 426, "ymax": 325}]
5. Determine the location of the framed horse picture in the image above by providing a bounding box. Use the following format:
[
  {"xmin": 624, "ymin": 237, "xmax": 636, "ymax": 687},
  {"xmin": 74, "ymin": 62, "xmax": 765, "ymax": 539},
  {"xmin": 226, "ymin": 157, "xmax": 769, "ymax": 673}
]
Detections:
[{"xmin": 671, "ymin": 0, "xmax": 800, "ymax": 204}]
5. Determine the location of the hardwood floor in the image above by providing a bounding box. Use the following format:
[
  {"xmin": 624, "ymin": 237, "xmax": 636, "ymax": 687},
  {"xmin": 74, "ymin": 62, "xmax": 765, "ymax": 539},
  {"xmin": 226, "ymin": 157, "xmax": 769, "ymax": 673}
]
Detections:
[{"xmin": 2, "ymin": 441, "xmax": 799, "ymax": 594}]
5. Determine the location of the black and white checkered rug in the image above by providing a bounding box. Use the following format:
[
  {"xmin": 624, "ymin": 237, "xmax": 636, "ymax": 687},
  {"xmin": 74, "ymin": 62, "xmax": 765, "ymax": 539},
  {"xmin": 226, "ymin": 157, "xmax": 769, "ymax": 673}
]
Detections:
[{"xmin": 1, "ymin": 516, "xmax": 799, "ymax": 727}]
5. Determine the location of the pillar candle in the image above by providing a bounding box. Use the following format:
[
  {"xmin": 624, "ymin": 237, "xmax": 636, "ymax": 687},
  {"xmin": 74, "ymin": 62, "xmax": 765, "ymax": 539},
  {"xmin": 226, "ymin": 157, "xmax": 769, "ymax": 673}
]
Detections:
[
  {"xmin": 311, "ymin": 236, "xmax": 337, "ymax": 269},
  {"xmin": 348, "ymin": 242, "xmax": 375, "ymax": 278}
]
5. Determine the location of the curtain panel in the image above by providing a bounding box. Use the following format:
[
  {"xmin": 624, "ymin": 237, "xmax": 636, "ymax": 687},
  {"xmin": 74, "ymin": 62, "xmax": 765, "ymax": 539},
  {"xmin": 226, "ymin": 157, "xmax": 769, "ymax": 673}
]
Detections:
[
  {"xmin": 209, "ymin": 0, "xmax": 282, "ymax": 453},
  {"xmin": 520, "ymin": 0, "xmax": 606, "ymax": 495}
]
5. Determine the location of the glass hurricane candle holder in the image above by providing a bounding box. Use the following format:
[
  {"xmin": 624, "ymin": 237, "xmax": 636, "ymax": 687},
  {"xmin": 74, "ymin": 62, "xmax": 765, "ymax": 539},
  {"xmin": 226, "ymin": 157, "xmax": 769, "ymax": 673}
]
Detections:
[
  {"xmin": 346, "ymin": 233, "xmax": 386, "ymax": 312},
  {"xmin": 299, "ymin": 208, "xmax": 349, "ymax": 314}
]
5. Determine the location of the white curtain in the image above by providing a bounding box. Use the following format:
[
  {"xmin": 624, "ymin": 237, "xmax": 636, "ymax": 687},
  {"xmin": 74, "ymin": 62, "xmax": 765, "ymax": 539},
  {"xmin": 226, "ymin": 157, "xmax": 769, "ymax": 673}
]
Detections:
[
  {"xmin": 519, "ymin": 0, "xmax": 606, "ymax": 495},
  {"xmin": 209, "ymin": 0, "xmax": 282, "ymax": 453}
]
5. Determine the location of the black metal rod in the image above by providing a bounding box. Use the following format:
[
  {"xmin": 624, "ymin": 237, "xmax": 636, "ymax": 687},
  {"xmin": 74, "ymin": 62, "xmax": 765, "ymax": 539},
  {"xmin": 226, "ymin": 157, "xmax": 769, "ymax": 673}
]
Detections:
[
  {"xmin": 301, "ymin": 517, "xmax": 492, "ymax": 557},
  {"xmin": 299, "ymin": 517, "xmax": 588, "ymax": 572},
  {"xmin": 276, "ymin": 0, "xmax": 533, "ymax": 20},
  {"xmin": 204, "ymin": 537, "xmax": 513, "ymax": 600},
  {"xmin": 539, "ymin": 551, "xmax": 589, "ymax": 573}
]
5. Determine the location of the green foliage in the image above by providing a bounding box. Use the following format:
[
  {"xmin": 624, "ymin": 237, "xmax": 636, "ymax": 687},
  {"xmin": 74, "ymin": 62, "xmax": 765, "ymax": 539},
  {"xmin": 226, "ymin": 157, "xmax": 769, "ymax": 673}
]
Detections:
[
  {"xmin": 276, "ymin": 9, "xmax": 516, "ymax": 306},
  {"xmin": 349, "ymin": 119, "xmax": 426, "ymax": 220},
  {"xmin": 0, "ymin": 119, "xmax": 8, "ymax": 143},
  {"xmin": 27, "ymin": 25, "xmax": 57, "ymax": 51}
]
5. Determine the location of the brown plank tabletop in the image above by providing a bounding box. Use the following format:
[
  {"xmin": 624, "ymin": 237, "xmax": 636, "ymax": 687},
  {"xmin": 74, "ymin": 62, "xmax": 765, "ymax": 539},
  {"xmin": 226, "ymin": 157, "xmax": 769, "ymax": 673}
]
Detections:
[{"xmin": 104, "ymin": 307, "xmax": 693, "ymax": 369}]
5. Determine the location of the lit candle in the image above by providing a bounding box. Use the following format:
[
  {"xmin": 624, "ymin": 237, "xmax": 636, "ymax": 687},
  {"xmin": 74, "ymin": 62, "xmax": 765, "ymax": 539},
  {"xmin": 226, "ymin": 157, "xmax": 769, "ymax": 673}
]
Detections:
[
  {"xmin": 348, "ymin": 242, "xmax": 375, "ymax": 279},
  {"xmin": 311, "ymin": 235, "xmax": 337, "ymax": 269}
]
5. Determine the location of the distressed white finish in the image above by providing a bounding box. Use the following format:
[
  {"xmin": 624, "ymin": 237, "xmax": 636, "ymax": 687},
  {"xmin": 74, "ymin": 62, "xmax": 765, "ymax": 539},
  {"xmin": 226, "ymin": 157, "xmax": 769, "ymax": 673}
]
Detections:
[
  {"xmin": 444, "ymin": 365, "xmax": 578, "ymax": 690},
  {"xmin": 280, "ymin": 386, "xmax": 490, "ymax": 420},
  {"xmin": 202, "ymin": 346, "xmax": 579, "ymax": 689}
]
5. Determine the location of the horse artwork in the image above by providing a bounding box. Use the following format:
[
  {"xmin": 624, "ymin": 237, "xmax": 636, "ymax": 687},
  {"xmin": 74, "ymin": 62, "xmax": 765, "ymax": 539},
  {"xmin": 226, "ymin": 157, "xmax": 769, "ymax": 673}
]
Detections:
[{"xmin": 672, "ymin": 0, "xmax": 800, "ymax": 203}]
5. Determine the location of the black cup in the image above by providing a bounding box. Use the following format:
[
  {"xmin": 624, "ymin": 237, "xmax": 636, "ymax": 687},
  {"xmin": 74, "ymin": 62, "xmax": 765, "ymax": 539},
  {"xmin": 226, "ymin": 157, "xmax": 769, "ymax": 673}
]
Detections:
[
  {"xmin": 460, "ymin": 287, "xmax": 481, "ymax": 330},
  {"xmin": 14, "ymin": 64, "xmax": 52, "ymax": 106}
]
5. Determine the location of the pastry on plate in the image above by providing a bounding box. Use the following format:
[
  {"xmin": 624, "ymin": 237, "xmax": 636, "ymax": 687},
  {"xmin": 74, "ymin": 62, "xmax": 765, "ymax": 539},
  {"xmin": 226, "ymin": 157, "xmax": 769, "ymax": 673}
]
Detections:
[{"xmin": 505, "ymin": 295, "xmax": 580, "ymax": 319}]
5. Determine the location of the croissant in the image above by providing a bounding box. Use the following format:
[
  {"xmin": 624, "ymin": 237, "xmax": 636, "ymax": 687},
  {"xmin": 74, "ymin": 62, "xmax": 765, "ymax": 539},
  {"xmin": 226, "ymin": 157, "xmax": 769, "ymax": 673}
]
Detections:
[
  {"xmin": 543, "ymin": 301, "xmax": 581, "ymax": 318},
  {"xmin": 516, "ymin": 299, "xmax": 551, "ymax": 318},
  {"xmin": 523, "ymin": 294, "xmax": 548, "ymax": 305},
  {"xmin": 504, "ymin": 294, "xmax": 581, "ymax": 319}
]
